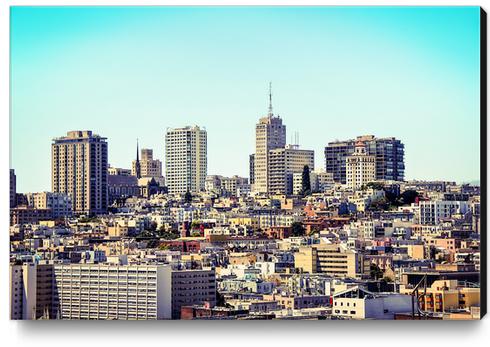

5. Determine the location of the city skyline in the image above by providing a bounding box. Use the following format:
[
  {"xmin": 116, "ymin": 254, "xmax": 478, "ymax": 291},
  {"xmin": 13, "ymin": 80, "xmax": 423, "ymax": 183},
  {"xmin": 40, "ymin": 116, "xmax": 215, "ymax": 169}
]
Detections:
[{"xmin": 11, "ymin": 6, "xmax": 481, "ymax": 193}]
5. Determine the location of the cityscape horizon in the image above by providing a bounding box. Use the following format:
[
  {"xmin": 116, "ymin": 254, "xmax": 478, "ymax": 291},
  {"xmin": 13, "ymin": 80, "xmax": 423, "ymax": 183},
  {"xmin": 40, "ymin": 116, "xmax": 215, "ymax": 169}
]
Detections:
[
  {"xmin": 8, "ymin": 5, "xmax": 484, "ymax": 322},
  {"xmin": 10, "ymin": 6, "xmax": 481, "ymax": 192}
]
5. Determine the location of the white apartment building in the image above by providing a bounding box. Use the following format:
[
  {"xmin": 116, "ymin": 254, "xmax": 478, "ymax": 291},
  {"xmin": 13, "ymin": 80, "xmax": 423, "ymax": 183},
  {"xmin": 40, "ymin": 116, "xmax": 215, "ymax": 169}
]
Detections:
[
  {"xmin": 418, "ymin": 200, "xmax": 470, "ymax": 225},
  {"xmin": 53, "ymin": 264, "xmax": 172, "ymax": 320},
  {"xmin": 269, "ymin": 145, "xmax": 314, "ymax": 195},
  {"xmin": 165, "ymin": 126, "xmax": 207, "ymax": 194},
  {"xmin": 346, "ymin": 142, "xmax": 376, "ymax": 190}
]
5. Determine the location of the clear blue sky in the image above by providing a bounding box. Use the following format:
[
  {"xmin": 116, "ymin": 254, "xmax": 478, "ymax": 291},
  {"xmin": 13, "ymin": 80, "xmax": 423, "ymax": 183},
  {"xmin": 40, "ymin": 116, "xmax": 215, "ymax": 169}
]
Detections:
[{"xmin": 10, "ymin": 6, "xmax": 481, "ymax": 193}]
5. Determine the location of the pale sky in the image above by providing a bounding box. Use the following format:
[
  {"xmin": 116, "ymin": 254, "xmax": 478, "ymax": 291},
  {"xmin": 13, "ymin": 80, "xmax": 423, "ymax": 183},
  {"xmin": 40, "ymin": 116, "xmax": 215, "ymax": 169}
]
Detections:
[{"xmin": 10, "ymin": 6, "xmax": 481, "ymax": 192}]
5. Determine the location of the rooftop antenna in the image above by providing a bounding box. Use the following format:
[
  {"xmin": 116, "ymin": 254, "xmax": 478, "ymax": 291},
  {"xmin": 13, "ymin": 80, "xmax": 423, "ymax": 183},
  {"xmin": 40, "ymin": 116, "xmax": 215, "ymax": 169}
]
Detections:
[{"xmin": 268, "ymin": 82, "xmax": 273, "ymax": 117}]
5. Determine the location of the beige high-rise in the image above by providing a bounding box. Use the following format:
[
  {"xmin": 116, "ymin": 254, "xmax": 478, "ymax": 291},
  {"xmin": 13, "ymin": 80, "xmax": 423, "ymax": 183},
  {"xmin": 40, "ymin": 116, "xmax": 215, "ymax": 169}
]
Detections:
[
  {"xmin": 254, "ymin": 85, "xmax": 286, "ymax": 193},
  {"xmin": 346, "ymin": 142, "xmax": 376, "ymax": 190},
  {"xmin": 52, "ymin": 130, "xmax": 108, "ymax": 215},
  {"xmin": 165, "ymin": 126, "xmax": 207, "ymax": 194}
]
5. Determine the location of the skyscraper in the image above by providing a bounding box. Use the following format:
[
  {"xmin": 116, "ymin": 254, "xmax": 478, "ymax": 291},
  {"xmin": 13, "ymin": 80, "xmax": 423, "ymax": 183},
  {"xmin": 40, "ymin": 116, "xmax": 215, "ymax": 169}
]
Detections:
[
  {"xmin": 165, "ymin": 126, "xmax": 207, "ymax": 194},
  {"xmin": 325, "ymin": 135, "xmax": 405, "ymax": 184},
  {"xmin": 52, "ymin": 130, "xmax": 108, "ymax": 215},
  {"xmin": 254, "ymin": 84, "xmax": 286, "ymax": 193},
  {"xmin": 10, "ymin": 169, "xmax": 16, "ymax": 208}
]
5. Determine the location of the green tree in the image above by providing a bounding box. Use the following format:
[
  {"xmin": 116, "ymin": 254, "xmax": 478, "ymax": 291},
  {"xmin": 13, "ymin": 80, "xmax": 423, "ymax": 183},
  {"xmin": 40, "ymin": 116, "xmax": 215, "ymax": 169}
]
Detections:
[
  {"xmin": 400, "ymin": 190, "xmax": 419, "ymax": 205},
  {"xmin": 291, "ymin": 222, "xmax": 306, "ymax": 237},
  {"xmin": 365, "ymin": 182, "xmax": 385, "ymax": 191},
  {"xmin": 370, "ymin": 263, "xmax": 384, "ymax": 280},
  {"xmin": 148, "ymin": 221, "xmax": 158, "ymax": 232},
  {"xmin": 301, "ymin": 165, "xmax": 311, "ymax": 196},
  {"xmin": 184, "ymin": 191, "xmax": 193, "ymax": 203}
]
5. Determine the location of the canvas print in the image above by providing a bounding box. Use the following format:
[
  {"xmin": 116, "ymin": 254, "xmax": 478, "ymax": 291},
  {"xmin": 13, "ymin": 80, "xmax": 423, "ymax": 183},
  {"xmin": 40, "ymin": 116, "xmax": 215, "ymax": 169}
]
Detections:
[{"xmin": 9, "ymin": 6, "xmax": 485, "ymax": 320}]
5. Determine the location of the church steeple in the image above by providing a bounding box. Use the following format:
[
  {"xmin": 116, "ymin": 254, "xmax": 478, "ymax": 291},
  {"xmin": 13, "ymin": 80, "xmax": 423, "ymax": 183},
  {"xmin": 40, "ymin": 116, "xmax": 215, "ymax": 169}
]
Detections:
[{"xmin": 135, "ymin": 139, "xmax": 141, "ymax": 179}]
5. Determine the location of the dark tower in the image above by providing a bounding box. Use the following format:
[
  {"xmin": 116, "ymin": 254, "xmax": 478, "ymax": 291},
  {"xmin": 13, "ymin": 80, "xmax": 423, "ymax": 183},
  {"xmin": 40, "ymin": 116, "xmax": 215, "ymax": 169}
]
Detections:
[{"xmin": 135, "ymin": 139, "xmax": 141, "ymax": 179}]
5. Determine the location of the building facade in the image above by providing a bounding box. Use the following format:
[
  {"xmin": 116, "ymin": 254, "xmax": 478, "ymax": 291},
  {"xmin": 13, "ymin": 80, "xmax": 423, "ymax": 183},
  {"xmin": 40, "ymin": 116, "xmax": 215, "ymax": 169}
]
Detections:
[
  {"xmin": 132, "ymin": 148, "xmax": 163, "ymax": 178},
  {"xmin": 254, "ymin": 87, "xmax": 286, "ymax": 193},
  {"xmin": 268, "ymin": 145, "xmax": 314, "ymax": 195},
  {"xmin": 52, "ymin": 131, "xmax": 108, "ymax": 215},
  {"xmin": 10, "ymin": 169, "xmax": 16, "ymax": 208},
  {"xmin": 418, "ymin": 200, "xmax": 470, "ymax": 225},
  {"xmin": 325, "ymin": 135, "xmax": 405, "ymax": 184},
  {"xmin": 165, "ymin": 126, "xmax": 207, "ymax": 194},
  {"xmin": 171, "ymin": 269, "xmax": 217, "ymax": 319},
  {"xmin": 27, "ymin": 192, "xmax": 73, "ymax": 218},
  {"xmin": 295, "ymin": 244, "xmax": 362, "ymax": 277},
  {"xmin": 53, "ymin": 264, "xmax": 172, "ymax": 320},
  {"xmin": 346, "ymin": 142, "xmax": 376, "ymax": 190}
]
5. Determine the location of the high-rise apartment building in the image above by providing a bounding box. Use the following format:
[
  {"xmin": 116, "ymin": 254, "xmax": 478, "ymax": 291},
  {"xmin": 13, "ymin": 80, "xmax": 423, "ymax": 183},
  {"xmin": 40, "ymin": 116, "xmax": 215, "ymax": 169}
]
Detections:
[
  {"xmin": 346, "ymin": 142, "xmax": 376, "ymax": 190},
  {"xmin": 10, "ymin": 169, "xmax": 16, "ymax": 208},
  {"xmin": 254, "ymin": 85, "xmax": 286, "ymax": 193},
  {"xmin": 132, "ymin": 148, "xmax": 163, "ymax": 178},
  {"xmin": 165, "ymin": 126, "xmax": 207, "ymax": 194},
  {"xmin": 52, "ymin": 131, "xmax": 108, "ymax": 215},
  {"xmin": 268, "ymin": 145, "xmax": 314, "ymax": 195},
  {"xmin": 325, "ymin": 135, "xmax": 405, "ymax": 184}
]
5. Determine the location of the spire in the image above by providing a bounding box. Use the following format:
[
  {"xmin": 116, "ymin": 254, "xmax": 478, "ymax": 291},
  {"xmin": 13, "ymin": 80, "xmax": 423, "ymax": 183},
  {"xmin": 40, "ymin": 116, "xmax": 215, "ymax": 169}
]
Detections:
[
  {"xmin": 135, "ymin": 138, "xmax": 141, "ymax": 179},
  {"xmin": 268, "ymin": 81, "xmax": 273, "ymax": 117}
]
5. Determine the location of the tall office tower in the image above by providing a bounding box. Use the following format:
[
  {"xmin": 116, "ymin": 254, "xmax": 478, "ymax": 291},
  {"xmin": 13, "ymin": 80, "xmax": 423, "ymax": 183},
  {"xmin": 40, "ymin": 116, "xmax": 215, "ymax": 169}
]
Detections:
[
  {"xmin": 249, "ymin": 154, "xmax": 255, "ymax": 185},
  {"xmin": 52, "ymin": 130, "xmax": 108, "ymax": 215},
  {"xmin": 369, "ymin": 136, "xmax": 405, "ymax": 181},
  {"xmin": 165, "ymin": 126, "xmax": 207, "ymax": 194},
  {"xmin": 268, "ymin": 144, "xmax": 314, "ymax": 195},
  {"xmin": 132, "ymin": 148, "xmax": 163, "ymax": 178},
  {"xmin": 346, "ymin": 142, "xmax": 376, "ymax": 190},
  {"xmin": 325, "ymin": 135, "xmax": 405, "ymax": 184},
  {"xmin": 254, "ymin": 84, "xmax": 286, "ymax": 193},
  {"xmin": 10, "ymin": 169, "xmax": 16, "ymax": 208}
]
